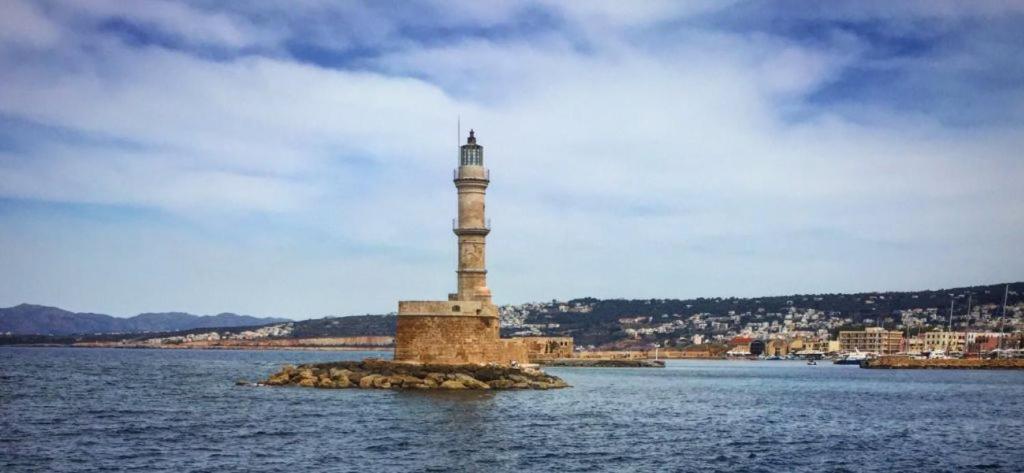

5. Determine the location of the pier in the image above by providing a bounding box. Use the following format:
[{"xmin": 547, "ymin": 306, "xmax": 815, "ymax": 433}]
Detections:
[{"xmin": 862, "ymin": 356, "xmax": 1024, "ymax": 369}]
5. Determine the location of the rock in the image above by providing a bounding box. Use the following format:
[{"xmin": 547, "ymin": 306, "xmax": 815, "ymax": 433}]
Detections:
[
  {"xmin": 362, "ymin": 359, "xmax": 390, "ymax": 372},
  {"xmin": 265, "ymin": 374, "xmax": 290, "ymax": 386},
  {"xmin": 452, "ymin": 373, "xmax": 475, "ymax": 382},
  {"xmin": 439, "ymin": 380, "xmax": 466, "ymax": 390},
  {"xmin": 453, "ymin": 373, "xmax": 490, "ymax": 389},
  {"xmin": 372, "ymin": 376, "xmax": 392, "ymax": 389},
  {"xmin": 473, "ymin": 367, "xmax": 503, "ymax": 382},
  {"xmin": 347, "ymin": 372, "xmax": 366, "ymax": 384},
  {"xmin": 548, "ymin": 379, "xmax": 570, "ymax": 388},
  {"xmin": 359, "ymin": 374, "xmax": 380, "ymax": 389},
  {"xmin": 390, "ymin": 374, "xmax": 424, "ymax": 388},
  {"xmin": 331, "ymin": 373, "xmax": 351, "ymax": 388},
  {"xmin": 262, "ymin": 360, "xmax": 569, "ymax": 391},
  {"xmin": 426, "ymin": 373, "xmax": 446, "ymax": 384},
  {"xmin": 508, "ymin": 374, "xmax": 529, "ymax": 383},
  {"xmin": 487, "ymin": 379, "xmax": 514, "ymax": 389},
  {"xmin": 235, "ymin": 379, "xmax": 251, "ymax": 386}
]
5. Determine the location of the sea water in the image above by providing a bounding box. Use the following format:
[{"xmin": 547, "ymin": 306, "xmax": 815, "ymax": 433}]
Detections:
[{"xmin": 1, "ymin": 347, "xmax": 1022, "ymax": 472}]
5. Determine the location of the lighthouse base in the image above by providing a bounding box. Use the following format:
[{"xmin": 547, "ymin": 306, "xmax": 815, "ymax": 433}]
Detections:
[{"xmin": 394, "ymin": 300, "xmax": 528, "ymax": 365}]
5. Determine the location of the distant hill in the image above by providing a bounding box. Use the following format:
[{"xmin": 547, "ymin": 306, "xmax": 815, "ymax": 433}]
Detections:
[
  {"xmin": 3, "ymin": 282, "xmax": 1020, "ymax": 347},
  {"xmin": 499, "ymin": 282, "xmax": 1024, "ymax": 348},
  {"xmin": 0, "ymin": 304, "xmax": 289, "ymax": 336},
  {"xmin": 288, "ymin": 314, "xmax": 397, "ymax": 338}
]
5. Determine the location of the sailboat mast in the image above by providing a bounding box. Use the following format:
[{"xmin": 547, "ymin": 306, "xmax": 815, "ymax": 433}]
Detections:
[
  {"xmin": 998, "ymin": 284, "xmax": 1009, "ymax": 352},
  {"xmin": 964, "ymin": 293, "xmax": 972, "ymax": 354},
  {"xmin": 903, "ymin": 315, "xmax": 909, "ymax": 354},
  {"xmin": 948, "ymin": 298, "xmax": 954, "ymax": 332},
  {"xmin": 965, "ymin": 294, "xmax": 972, "ymax": 328}
]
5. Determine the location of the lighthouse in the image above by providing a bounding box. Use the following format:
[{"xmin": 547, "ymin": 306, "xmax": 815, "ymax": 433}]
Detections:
[
  {"xmin": 393, "ymin": 130, "xmax": 528, "ymax": 365},
  {"xmin": 453, "ymin": 130, "xmax": 491, "ymax": 302}
]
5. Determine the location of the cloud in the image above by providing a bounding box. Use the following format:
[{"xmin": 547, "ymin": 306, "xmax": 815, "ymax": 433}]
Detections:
[
  {"xmin": 0, "ymin": 40, "xmax": 475, "ymax": 214},
  {"xmin": 0, "ymin": 0, "xmax": 62, "ymax": 49},
  {"xmin": 0, "ymin": 1, "xmax": 1021, "ymax": 317},
  {"xmin": 61, "ymin": 0, "xmax": 273, "ymax": 49}
]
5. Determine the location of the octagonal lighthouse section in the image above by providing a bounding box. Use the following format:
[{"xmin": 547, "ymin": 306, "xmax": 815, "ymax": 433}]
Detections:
[{"xmin": 394, "ymin": 130, "xmax": 530, "ymax": 365}]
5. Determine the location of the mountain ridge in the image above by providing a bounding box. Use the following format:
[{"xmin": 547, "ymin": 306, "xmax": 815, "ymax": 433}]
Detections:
[
  {"xmin": 0, "ymin": 303, "xmax": 289, "ymax": 336},
  {"xmin": 2, "ymin": 282, "xmax": 1020, "ymax": 345}
]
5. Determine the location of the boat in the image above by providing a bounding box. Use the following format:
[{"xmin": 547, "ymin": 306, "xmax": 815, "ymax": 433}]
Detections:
[
  {"xmin": 806, "ymin": 359, "xmax": 817, "ymax": 365},
  {"xmin": 794, "ymin": 349, "xmax": 825, "ymax": 360},
  {"xmin": 833, "ymin": 349, "xmax": 873, "ymax": 365}
]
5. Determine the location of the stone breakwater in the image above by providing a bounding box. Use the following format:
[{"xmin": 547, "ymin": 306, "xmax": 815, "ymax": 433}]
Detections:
[
  {"xmin": 262, "ymin": 359, "xmax": 569, "ymax": 390},
  {"xmin": 540, "ymin": 359, "xmax": 665, "ymax": 368},
  {"xmin": 863, "ymin": 356, "xmax": 1024, "ymax": 369}
]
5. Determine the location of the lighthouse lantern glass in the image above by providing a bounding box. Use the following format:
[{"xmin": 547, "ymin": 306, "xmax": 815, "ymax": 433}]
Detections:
[{"xmin": 460, "ymin": 140, "xmax": 483, "ymax": 166}]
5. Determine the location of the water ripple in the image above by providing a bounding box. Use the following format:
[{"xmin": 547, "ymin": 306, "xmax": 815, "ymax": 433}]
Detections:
[{"xmin": 1, "ymin": 348, "xmax": 1023, "ymax": 472}]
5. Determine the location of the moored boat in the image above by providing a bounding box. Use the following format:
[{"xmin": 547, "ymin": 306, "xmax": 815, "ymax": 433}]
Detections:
[{"xmin": 833, "ymin": 349, "xmax": 875, "ymax": 365}]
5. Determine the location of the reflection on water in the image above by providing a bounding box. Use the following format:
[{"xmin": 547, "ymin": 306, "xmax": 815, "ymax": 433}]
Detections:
[{"xmin": 1, "ymin": 347, "xmax": 1023, "ymax": 472}]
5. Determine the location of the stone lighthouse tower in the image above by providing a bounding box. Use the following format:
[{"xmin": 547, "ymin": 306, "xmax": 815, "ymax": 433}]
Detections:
[
  {"xmin": 453, "ymin": 130, "xmax": 491, "ymax": 302},
  {"xmin": 393, "ymin": 130, "xmax": 528, "ymax": 365}
]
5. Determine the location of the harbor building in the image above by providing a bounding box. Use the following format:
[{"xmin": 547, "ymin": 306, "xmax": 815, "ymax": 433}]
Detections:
[
  {"xmin": 394, "ymin": 131, "xmax": 569, "ymax": 365},
  {"xmin": 520, "ymin": 337, "xmax": 575, "ymax": 362},
  {"xmin": 838, "ymin": 327, "xmax": 903, "ymax": 354},
  {"xmin": 965, "ymin": 332, "xmax": 1002, "ymax": 355},
  {"xmin": 903, "ymin": 337, "xmax": 925, "ymax": 353},
  {"xmin": 803, "ymin": 339, "xmax": 840, "ymax": 354},
  {"xmin": 923, "ymin": 331, "xmax": 965, "ymax": 353},
  {"xmin": 764, "ymin": 339, "xmax": 789, "ymax": 357}
]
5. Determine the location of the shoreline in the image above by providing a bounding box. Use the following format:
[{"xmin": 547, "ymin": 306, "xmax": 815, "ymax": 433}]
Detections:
[
  {"xmin": 0, "ymin": 343, "xmax": 392, "ymax": 352},
  {"xmin": 862, "ymin": 357, "xmax": 1024, "ymax": 369},
  {"xmin": 541, "ymin": 358, "xmax": 665, "ymax": 368}
]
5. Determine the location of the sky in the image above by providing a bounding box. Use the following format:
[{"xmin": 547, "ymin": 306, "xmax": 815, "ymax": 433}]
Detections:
[{"xmin": 0, "ymin": 1, "xmax": 1022, "ymax": 319}]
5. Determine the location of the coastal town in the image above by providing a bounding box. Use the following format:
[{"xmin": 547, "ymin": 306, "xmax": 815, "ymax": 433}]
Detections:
[
  {"xmin": 6, "ymin": 283, "xmax": 1022, "ymax": 365},
  {"xmin": 499, "ymin": 285, "xmax": 1024, "ymax": 363}
]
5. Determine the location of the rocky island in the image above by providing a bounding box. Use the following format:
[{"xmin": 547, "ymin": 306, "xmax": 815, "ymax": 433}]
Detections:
[{"xmin": 262, "ymin": 359, "xmax": 569, "ymax": 390}]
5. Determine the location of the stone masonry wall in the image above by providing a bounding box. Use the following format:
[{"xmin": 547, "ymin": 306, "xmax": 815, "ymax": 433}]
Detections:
[
  {"xmin": 457, "ymin": 188, "xmax": 486, "ymax": 228},
  {"xmin": 398, "ymin": 300, "xmax": 483, "ymax": 316},
  {"xmin": 497, "ymin": 338, "xmax": 529, "ymax": 365},
  {"xmin": 517, "ymin": 337, "xmax": 574, "ymax": 361},
  {"xmin": 395, "ymin": 314, "xmax": 529, "ymax": 365}
]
